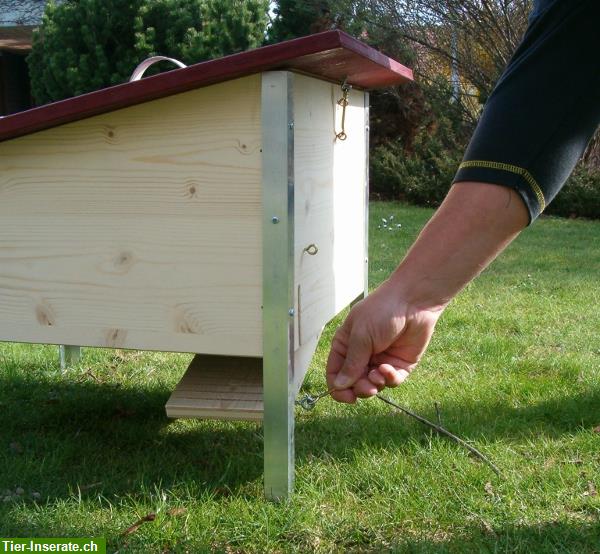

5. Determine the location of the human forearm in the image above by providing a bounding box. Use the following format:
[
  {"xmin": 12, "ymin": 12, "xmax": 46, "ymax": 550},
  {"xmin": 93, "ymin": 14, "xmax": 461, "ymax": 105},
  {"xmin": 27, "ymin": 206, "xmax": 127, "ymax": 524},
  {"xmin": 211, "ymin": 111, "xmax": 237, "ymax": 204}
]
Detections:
[{"xmin": 388, "ymin": 182, "xmax": 530, "ymax": 311}]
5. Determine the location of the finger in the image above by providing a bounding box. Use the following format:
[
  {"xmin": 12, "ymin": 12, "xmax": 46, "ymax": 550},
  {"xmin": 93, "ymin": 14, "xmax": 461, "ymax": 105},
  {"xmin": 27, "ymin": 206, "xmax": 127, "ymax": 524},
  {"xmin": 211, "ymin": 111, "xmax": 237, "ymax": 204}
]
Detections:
[
  {"xmin": 367, "ymin": 368, "xmax": 386, "ymax": 388},
  {"xmin": 326, "ymin": 345, "xmax": 346, "ymax": 391},
  {"xmin": 352, "ymin": 377, "xmax": 380, "ymax": 398},
  {"xmin": 333, "ymin": 330, "xmax": 372, "ymax": 389},
  {"xmin": 326, "ymin": 327, "xmax": 349, "ymax": 390},
  {"xmin": 377, "ymin": 363, "xmax": 411, "ymax": 387},
  {"xmin": 371, "ymin": 352, "xmax": 419, "ymax": 372},
  {"xmin": 331, "ymin": 388, "xmax": 357, "ymax": 404}
]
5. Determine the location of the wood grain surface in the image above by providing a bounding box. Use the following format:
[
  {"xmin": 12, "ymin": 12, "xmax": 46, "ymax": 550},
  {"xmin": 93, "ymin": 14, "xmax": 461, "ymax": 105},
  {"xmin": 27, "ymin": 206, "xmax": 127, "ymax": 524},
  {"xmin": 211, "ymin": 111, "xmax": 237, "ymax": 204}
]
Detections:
[
  {"xmin": 165, "ymin": 354, "xmax": 263, "ymax": 420},
  {"xmin": 293, "ymin": 74, "xmax": 367, "ymax": 349},
  {"xmin": 0, "ymin": 75, "xmax": 263, "ymax": 356}
]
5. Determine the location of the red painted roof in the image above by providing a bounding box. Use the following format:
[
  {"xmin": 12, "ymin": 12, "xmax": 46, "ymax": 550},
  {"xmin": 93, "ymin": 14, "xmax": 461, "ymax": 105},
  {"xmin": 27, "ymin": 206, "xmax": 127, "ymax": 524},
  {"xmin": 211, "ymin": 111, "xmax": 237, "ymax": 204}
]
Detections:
[{"xmin": 0, "ymin": 30, "xmax": 412, "ymax": 143}]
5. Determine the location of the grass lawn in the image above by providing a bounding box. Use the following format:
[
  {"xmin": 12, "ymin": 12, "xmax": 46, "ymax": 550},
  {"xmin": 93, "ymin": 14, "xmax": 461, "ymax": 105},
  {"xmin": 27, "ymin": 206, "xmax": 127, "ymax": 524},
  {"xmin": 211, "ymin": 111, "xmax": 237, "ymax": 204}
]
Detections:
[{"xmin": 1, "ymin": 201, "xmax": 599, "ymax": 553}]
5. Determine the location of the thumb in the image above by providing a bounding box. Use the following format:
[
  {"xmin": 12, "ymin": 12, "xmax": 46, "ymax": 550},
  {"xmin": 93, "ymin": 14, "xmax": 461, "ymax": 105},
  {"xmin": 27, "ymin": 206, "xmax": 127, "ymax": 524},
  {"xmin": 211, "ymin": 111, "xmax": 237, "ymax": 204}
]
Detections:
[{"xmin": 333, "ymin": 331, "xmax": 372, "ymax": 389}]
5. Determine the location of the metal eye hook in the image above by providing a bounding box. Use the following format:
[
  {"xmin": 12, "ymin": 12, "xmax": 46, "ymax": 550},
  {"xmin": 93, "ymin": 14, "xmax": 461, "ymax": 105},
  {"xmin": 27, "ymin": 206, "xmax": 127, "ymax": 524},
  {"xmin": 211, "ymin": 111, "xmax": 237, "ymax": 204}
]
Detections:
[
  {"xmin": 296, "ymin": 388, "xmax": 337, "ymax": 411},
  {"xmin": 303, "ymin": 244, "xmax": 319, "ymax": 256},
  {"xmin": 296, "ymin": 395, "xmax": 318, "ymax": 411}
]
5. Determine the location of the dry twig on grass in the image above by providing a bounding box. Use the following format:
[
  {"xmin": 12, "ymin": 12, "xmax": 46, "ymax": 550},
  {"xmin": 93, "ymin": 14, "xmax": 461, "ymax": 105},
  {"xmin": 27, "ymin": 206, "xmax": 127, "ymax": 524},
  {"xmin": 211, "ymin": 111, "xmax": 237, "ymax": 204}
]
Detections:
[{"xmin": 375, "ymin": 393, "xmax": 502, "ymax": 477}]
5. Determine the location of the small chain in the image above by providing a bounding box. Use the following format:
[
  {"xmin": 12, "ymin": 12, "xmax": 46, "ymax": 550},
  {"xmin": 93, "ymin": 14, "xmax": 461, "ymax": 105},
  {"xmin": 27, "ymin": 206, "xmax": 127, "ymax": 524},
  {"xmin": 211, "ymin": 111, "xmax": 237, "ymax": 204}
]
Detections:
[{"xmin": 335, "ymin": 79, "xmax": 352, "ymax": 141}]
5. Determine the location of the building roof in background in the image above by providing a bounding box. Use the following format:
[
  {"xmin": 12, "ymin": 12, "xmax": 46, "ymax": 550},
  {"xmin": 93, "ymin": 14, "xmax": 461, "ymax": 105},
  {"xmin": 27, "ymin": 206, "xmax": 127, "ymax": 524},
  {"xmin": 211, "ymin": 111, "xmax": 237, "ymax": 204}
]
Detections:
[
  {"xmin": 0, "ymin": 30, "xmax": 413, "ymax": 143},
  {"xmin": 0, "ymin": 25, "xmax": 36, "ymax": 53}
]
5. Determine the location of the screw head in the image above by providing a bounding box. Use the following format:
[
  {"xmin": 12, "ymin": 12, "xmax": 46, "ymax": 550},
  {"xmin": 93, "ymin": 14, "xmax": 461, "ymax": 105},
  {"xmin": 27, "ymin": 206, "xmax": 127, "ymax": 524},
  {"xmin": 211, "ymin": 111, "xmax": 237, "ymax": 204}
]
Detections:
[{"xmin": 272, "ymin": 216, "xmax": 280, "ymax": 224}]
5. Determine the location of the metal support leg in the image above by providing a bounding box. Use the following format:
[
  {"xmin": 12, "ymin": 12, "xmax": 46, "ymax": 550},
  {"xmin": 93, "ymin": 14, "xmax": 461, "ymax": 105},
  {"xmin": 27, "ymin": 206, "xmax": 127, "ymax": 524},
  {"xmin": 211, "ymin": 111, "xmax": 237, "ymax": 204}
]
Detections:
[
  {"xmin": 262, "ymin": 350, "xmax": 295, "ymax": 501},
  {"xmin": 363, "ymin": 92, "xmax": 370, "ymax": 299},
  {"xmin": 261, "ymin": 71, "xmax": 295, "ymax": 501},
  {"xmin": 59, "ymin": 345, "xmax": 81, "ymax": 369}
]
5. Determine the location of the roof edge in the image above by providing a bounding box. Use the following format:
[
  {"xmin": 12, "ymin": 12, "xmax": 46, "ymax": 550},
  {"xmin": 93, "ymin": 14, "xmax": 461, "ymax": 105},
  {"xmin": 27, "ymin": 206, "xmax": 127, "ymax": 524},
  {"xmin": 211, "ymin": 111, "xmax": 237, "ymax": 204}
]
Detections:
[{"xmin": 0, "ymin": 30, "xmax": 413, "ymax": 143}]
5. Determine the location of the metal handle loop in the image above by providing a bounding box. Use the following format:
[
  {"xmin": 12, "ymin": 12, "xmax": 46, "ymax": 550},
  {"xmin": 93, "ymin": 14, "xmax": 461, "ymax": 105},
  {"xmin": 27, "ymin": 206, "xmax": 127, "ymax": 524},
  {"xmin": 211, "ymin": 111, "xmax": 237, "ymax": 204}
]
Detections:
[{"xmin": 129, "ymin": 56, "xmax": 187, "ymax": 82}]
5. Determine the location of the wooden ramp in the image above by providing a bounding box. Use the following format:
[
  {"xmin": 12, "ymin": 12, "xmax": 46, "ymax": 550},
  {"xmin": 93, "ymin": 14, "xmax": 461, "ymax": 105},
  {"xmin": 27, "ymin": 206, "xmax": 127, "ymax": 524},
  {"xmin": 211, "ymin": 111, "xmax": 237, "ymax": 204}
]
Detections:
[{"xmin": 166, "ymin": 354, "xmax": 263, "ymax": 421}]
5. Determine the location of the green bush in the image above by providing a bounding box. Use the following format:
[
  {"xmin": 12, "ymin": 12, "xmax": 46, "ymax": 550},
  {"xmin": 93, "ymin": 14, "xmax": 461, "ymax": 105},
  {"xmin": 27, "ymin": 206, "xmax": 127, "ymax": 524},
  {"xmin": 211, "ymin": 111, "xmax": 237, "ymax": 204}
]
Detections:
[
  {"xmin": 28, "ymin": 0, "xmax": 269, "ymax": 105},
  {"xmin": 371, "ymin": 86, "xmax": 600, "ymax": 220},
  {"xmin": 370, "ymin": 112, "xmax": 465, "ymax": 207},
  {"xmin": 372, "ymin": 138, "xmax": 600, "ymax": 219},
  {"xmin": 135, "ymin": 0, "xmax": 268, "ymax": 67},
  {"xmin": 547, "ymin": 164, "xmax": 600, "ymax": 220},
  {"xmin": 268, "ymin": 0, "xmax": 332, "ymax": 43}
]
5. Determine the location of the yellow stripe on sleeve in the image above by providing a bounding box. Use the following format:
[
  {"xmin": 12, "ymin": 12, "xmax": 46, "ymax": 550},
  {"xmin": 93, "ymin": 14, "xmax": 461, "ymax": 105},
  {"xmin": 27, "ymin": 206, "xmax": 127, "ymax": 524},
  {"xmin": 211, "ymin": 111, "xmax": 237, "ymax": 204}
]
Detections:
[{"xmin": 458, "ymin": 160, "xmax": 546, "ymax": 211}]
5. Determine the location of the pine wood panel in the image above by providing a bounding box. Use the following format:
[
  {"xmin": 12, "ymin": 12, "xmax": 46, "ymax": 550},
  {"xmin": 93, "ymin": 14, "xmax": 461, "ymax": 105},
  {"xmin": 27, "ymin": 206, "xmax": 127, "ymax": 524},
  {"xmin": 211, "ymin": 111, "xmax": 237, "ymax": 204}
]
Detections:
[
  {"xmin": 165, "ymin": 354, "xmax": 263, "ymax": 420},
  {"xmin": 0, "ymin": 75, "xmax": 263, "ymax": 356},
  {"xmin": 293, "ymin": 75, "xmax": 367, "ymax": 349},
  {"xmin": 293, "ymin": 333, "xmax": 320, "ymax": 395}
]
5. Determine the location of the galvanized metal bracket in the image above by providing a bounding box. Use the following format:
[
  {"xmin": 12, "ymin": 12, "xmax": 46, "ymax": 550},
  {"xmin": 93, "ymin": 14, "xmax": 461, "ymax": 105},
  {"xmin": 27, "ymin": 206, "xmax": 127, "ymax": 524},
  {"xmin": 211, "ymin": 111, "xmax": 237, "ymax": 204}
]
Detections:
[
  {"xmin": 261, "ymin": 71, "xmax": 296, "ymax": 501},
  {"xmin": 364, "ymin": 91, "xmax": 370, "ymax": 298},
  {"xmin": 59, "ymin": 345, "xmax": 81, "ymax": 369}
]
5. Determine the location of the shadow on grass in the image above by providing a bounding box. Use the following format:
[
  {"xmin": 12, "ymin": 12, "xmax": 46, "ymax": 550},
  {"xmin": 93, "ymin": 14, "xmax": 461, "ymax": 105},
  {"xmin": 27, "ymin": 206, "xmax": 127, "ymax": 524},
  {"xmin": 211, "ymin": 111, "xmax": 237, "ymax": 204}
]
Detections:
[
  {"xmin": 0, "ymin": 367, "xmax": 264, "ymax": 500},
  {"xmin": 295, "ymin": 385, "xmax": 600, "ymax": 459},
  {"xmin": 386, "ymin": 520, "xmax": 600, "ymax": 553},
  {"xmin": 1, "ymin": 368, "xmax": 598, "ymax": 502}
]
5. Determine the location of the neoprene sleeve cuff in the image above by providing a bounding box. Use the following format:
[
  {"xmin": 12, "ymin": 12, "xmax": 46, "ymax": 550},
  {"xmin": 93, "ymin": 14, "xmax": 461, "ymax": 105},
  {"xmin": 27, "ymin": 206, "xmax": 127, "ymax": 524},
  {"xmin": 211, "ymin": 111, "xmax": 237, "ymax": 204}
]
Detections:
[
  {"xmin": 452, "ymin": 0, "xmax": 600, "ymax": 224},
  {"xmin": 454, "ymin": 162, "xmax": 545, "ymax": 224}
]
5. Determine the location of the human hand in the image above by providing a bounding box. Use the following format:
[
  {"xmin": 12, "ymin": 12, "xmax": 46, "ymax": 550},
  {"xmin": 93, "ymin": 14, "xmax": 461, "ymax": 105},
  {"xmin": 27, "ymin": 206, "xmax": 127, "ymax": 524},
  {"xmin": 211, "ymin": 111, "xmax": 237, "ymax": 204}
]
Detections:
[
  {"xmin": 325, "ymin": 183, "xmax": 529, "ymax": 403},
  {"xmin": 325, "ymin": 278, "xmax": 443, "ymax": 403}
]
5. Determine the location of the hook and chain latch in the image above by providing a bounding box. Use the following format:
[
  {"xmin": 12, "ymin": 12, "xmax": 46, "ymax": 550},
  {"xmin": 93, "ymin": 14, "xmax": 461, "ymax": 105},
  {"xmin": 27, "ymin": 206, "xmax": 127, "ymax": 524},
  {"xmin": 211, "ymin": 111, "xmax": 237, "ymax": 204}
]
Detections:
[{"xmin": 335, "ymin": 79, "xmax": 352, "ymax": 141}]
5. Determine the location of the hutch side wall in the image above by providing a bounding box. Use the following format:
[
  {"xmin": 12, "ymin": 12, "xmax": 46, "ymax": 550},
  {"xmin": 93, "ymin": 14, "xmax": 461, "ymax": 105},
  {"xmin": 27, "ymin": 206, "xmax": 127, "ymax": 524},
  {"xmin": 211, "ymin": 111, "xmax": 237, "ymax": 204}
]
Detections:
[
  {"xmin": 0, "ymin": 75, "xmax": 264, "ymax": 356},
  {"xmin": 293, "ymin": 74, "xmax": 367, "ymax": 350}
]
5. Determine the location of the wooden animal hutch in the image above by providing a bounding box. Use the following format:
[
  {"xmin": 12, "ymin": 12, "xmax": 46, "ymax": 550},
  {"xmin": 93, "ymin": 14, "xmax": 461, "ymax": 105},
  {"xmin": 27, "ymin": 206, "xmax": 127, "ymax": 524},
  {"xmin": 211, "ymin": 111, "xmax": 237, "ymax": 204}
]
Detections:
[{"xmin": 0, "ymin": 31, "xmax": 412, "ymax": 499}]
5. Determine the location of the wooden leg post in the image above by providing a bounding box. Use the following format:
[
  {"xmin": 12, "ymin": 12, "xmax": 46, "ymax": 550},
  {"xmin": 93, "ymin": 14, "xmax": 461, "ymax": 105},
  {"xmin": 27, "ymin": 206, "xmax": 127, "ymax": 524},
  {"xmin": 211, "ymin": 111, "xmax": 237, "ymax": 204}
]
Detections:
[{"xmin": 59, "ymin": 345, "xmax": 81, "ymax": 369}]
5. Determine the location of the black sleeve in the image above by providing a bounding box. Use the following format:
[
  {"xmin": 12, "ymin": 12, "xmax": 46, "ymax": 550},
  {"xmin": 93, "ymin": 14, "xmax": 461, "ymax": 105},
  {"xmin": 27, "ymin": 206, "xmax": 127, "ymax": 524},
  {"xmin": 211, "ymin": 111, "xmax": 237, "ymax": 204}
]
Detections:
[{"xmin": 453, "ymin": 0, "xmax": 600, "ymax": 223}]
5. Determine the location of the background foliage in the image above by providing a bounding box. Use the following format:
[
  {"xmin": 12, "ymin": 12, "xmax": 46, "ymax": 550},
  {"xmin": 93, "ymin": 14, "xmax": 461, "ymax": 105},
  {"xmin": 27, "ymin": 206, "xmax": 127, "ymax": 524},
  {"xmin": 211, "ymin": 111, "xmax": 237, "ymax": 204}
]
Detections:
[
  {"xmin": 270, "ymin": 0, "xmax": 599, "ymax": 218},
  {"xmin": 28, "ymin": 0, "xmax": 598, "ymax": 218},
  {"xmin": 28, "ymin": 0, "xmax": 269, "ymax": 104}
]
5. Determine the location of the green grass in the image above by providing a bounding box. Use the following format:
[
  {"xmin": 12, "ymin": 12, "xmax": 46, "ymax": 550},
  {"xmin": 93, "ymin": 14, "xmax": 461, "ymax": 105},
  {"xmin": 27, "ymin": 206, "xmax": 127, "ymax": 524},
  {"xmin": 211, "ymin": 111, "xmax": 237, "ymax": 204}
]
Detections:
[{"xmin": 1, "ymin": 201, "xmax": 599, "ymax": 553}]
